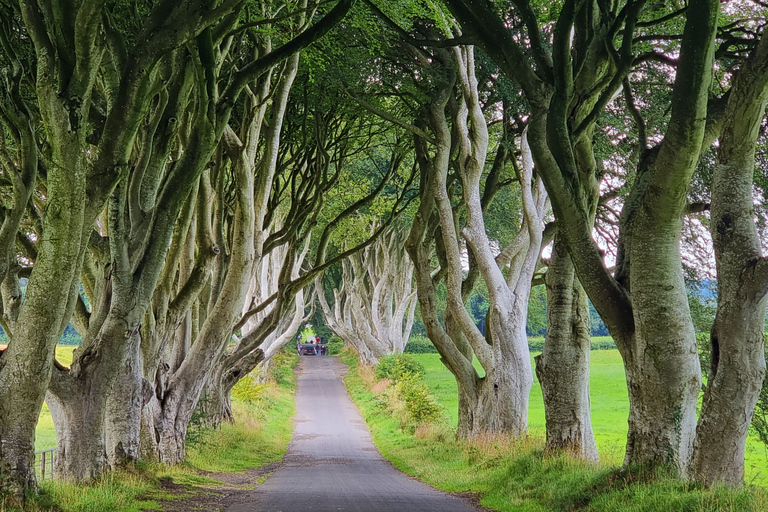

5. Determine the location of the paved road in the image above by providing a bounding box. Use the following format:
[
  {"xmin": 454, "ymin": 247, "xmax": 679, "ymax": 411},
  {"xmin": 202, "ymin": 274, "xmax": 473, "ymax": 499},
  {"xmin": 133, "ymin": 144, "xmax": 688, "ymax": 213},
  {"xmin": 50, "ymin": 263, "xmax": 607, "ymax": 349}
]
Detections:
[{"xmin": 227, "ymin": 356, "xmax": 484, "ymax": 512}]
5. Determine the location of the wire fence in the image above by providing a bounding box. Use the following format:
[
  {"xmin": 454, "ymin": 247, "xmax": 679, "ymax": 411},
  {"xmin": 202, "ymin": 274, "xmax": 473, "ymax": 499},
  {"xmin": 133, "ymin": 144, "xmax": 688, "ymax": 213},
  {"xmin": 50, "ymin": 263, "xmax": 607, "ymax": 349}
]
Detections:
[{"xmin": 34, "ymin": 448, "xmax": 56, "ymax": 480}]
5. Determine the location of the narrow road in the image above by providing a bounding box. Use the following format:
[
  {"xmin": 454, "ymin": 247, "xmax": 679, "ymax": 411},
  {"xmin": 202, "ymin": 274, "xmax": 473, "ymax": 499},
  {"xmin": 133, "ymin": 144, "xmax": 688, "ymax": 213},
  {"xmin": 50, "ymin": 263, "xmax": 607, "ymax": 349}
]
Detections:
[{"xmin": 227, "ymin": 356, "xmax": 484, "ymax": 512}]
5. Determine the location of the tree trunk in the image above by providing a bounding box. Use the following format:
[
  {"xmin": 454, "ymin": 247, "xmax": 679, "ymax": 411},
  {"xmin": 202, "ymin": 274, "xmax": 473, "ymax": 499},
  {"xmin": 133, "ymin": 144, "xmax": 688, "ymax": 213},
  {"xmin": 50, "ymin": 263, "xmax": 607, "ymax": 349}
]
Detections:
[
  {"xmin": 154, "ymin": 375, "xmax": 204, "ymax": 465},
  {"xmin": 105, "ymin": 348, "xmax": 149, "ymax": 468},
  {"xmin": 692, "ymin": 301, "xmax": 765, "ymax": 485},
  {"xmin": 535, "ymin": 236, "xmax": 597, "ymax": 461},
  {"xmin": 692, "ymin": 30, "xmax": 768, "ymax": 486},
  {"xmin": 199, "ymin": 367, "xmax": 235, "ymax": 427},
  {"xmin": 456, "ymin": 371, "xmax": 503, "ymax": 439},
  {"xmin": 0, "ymin": 388, "xmax": 38, "ymax": 496},
  {"xmin": 48, "ymin": 323, "xmax": 141, "ymax": 480},
  {"xmin": 0, "ymin": 147, "xmax": 86, "ymax": 495}
]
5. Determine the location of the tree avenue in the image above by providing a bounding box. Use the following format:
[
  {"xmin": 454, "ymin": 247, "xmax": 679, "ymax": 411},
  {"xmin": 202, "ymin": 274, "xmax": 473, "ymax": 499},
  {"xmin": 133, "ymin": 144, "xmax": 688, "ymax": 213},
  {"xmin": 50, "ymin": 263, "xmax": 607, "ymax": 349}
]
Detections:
[{"xmin": 0, "ymin": 0, "xmax": 767, "ymax": 504}]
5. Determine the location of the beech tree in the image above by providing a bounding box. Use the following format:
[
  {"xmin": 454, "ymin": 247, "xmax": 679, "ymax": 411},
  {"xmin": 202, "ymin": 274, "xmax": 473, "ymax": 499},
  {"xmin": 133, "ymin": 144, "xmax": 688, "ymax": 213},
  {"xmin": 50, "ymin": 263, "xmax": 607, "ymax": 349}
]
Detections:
[
  {"xmin": 0, "ymin": 0, "xmax": 250, "ymax": 492},
  {"xmin": 693, "ymin": 26, "xmax": 768, "ymax": 486},
  {"xmin": 0, "ymin": 0, "xmax": 357, "ymax": 489},
  {"xmin": 317, "ymin": 223, "xmax": 417, "ymax": 364},
  {"xmin": 441, "ymin": 0, "xmax": 768, "ymax": 485}
]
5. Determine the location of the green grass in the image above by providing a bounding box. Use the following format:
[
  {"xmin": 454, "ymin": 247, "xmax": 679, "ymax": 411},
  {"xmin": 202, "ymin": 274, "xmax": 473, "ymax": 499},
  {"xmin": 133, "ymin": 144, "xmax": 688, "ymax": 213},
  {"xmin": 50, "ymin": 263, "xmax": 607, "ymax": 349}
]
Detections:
[
  {"xmin": 341, "ymin": 348, "xmax": 768, "ymax": 512},
  {"xmin": 416, "ymin": 350, "xmax": 768, "ymax": 480},
  {"xmin": 10, "ymin": 349, "xmax": 299, "ymax": 512},
  {"xmin": 185, "ymin": 351, "xmax": 297, "ymax": 473}
]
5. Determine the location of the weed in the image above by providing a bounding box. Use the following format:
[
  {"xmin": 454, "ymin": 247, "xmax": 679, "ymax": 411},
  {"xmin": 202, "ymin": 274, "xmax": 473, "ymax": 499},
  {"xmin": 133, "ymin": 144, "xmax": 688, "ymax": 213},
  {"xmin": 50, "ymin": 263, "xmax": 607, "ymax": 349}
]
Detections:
[{"xmin": 395, "ymin": 373, "xmax": 444, "ymax": 425}]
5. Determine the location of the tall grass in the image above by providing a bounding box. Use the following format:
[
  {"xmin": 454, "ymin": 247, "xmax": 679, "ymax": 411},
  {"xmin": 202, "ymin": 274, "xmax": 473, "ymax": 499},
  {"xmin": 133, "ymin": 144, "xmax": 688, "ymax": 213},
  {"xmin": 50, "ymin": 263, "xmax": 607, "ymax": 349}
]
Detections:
[{"xmin": 341, "ymin": 348, "xmax": 768, "ymax": 512}]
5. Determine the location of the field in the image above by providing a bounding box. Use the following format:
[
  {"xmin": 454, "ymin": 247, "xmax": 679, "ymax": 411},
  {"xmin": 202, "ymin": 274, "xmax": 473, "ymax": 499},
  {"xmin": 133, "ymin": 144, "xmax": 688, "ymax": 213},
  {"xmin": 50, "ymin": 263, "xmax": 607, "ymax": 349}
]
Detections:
[{"xmin": 414, "ymin": 350, "xmax": 768, "ymax": 487}]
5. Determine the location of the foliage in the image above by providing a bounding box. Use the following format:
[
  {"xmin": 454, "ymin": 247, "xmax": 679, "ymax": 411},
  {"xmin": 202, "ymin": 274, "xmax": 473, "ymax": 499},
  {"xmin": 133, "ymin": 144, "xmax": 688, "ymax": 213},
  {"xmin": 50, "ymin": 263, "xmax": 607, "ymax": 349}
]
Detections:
[
  {"xmin": 752, "ymin": 373, "xmax": 768, "ymax": 450},
  {"xmin": 268, "ymin": 349, "xmax": 300, "ymax": 387},
  {"xmin": 375, "ymin": 354, "xmax": 425, "ymax": 381},
  {"xmin": 687, "ymin": 281, "xmax": 717, "ymax": 334},
  {"xmin": 394, "ymin": 373, "xmax": 444, "ymax": 426},
  {"xmin": 527, "ymin": 285, "xmax": 548, "ymax": 336},
  {"xmin": 0, "ymin": 324, "xmax": 82, "ymax": 346},
  {"xmin": 353, "ymin": 351, "xmax": 444, "ymax": 432},
  {"xmin": 231, "ymin": 377, "xmax": 268, "ymax": 404},
  {"xmin": 404, "ymin": 335, "xmax": 438, "ymax": 354},
  {"xmin": 185, "ymin": 396, "xmax": 213, "ymax": 450},
  {"xmin": 527, "ymin": 336, "xmax": 617, "ymax": 352},
  {"xmin": 325, "ymin": 336, "xmax": 344, "ymax": 356}
]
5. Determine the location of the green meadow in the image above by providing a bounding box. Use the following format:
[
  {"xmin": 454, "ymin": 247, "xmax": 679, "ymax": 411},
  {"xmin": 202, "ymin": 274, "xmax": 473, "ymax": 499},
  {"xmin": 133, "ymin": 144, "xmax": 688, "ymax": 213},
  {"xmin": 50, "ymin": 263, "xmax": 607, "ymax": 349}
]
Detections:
[{"xmin": 413, "ymin": 349, "xmax": 768, "ymax": 487}]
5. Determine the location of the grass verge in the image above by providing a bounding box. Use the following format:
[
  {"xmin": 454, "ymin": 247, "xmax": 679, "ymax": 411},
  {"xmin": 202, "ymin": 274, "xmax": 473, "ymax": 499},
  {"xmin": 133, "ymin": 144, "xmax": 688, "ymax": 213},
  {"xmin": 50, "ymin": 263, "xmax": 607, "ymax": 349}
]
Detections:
[
  {"xmin": 340, "ymin": 348, "xmax": 768, "ymax": 512},
  {"xmin": 4, "ymin": 350, "xmax": 298, "ymax": 512}
]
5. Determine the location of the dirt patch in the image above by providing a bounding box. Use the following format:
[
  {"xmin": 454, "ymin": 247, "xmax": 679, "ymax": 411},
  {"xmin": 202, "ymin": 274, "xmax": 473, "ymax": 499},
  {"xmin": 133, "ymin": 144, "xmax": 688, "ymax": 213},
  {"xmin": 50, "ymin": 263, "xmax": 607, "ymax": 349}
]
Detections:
[{"xmin": 140, "ymin": 463, "xmax": 280, "ymax": 512}]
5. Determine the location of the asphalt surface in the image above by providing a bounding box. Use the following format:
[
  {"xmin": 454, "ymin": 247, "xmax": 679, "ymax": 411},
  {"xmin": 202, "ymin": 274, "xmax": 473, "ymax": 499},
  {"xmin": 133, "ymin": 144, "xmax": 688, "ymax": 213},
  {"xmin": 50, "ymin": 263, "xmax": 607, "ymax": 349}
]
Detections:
[{"xmin": 227, "ymin": 356, "xmax": 484, "ymax": 512}]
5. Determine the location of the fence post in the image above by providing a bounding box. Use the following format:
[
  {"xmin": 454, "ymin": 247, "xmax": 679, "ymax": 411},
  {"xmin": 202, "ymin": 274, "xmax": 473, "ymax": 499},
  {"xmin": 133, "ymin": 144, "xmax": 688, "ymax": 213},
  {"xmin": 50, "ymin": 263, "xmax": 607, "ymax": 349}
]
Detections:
[{"xmin": 41, "ymin": 451, "xmax": 46, "ymax": 480}]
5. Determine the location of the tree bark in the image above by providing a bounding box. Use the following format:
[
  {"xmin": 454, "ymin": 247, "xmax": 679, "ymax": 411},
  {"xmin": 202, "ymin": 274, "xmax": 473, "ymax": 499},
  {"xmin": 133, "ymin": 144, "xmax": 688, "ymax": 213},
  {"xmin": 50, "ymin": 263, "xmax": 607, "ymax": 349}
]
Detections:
[
  {"xmin": 692, "ymin": 29, "xmax": 768, "ymax": 486},
  {"xmin": 47, "ymin": 319, "xmax": 140, "ymax": 481},
  {"xmin": 442, "ymin": 0, "xmax": 719, "ymax": 476},
  {"xmin": 535, "ymin": 236, "xmax": 597, "ymax": 461}
]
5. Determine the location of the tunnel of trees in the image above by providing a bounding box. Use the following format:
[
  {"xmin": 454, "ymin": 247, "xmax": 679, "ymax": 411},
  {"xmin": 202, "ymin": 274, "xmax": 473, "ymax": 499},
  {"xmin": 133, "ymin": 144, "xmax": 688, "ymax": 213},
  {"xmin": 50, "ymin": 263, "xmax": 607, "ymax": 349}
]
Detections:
[{"xmin": 0, "ymin": 0, "xmax": 767, "ymax": 503}]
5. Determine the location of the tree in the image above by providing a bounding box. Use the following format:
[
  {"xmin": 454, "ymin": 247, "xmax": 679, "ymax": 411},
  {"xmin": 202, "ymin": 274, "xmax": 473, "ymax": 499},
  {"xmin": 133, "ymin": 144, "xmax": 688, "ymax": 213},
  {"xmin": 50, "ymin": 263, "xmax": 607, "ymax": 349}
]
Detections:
[
  {"xmin": 318, "ymin": 223, "xmax": 417, "ymax": 364},
  {"xmin": 0, "ymin": 0, "xmax": 247, "ymax": 491},
  {"xmin": 692, "ymin": 26, "xmax": 768, "ymax": 486},
  {"xmin": 442, "ymin": 0, "xmax": 718, "ymax": 476}
]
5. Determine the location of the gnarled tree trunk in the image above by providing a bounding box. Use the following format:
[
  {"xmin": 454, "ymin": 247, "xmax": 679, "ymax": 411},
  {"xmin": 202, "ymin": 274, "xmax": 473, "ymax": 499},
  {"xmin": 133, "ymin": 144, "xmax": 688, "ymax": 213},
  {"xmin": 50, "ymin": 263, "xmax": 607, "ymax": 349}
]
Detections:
[
  {"xmin": 535, "ymin": 236, "xmax": 597, "ymax": 461},
  {"xmin": 404, "ymin": 45, "xmax": 546, "ymax": 438},
  {"xmin": 692, "ymin": 29, "xmax": 768, "ymax": 486},
  {"xmin": 318, "ymin": 226, "xmax": 416, "ymax": 364}
]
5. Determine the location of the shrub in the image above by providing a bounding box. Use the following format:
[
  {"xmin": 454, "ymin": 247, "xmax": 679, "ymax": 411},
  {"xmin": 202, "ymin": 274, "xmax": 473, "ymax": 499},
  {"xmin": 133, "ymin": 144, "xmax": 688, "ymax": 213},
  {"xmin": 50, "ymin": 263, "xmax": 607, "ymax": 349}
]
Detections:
[
  {"xmin": 404, "ymin": 335, "xmax": 438, "ymax": 354},
  {"xmin": 268, "ymin": 349, "xmax": 299, "ymax": 386},
  {"xmin": 231, "ymin": 377, "xmax": 268, "ymax": 404},
  {"xmin": 696, "ymin": 332, "xmax": 711, "ymax": 380},
  {"xmin": 375, "ymin": 353, "xmax": 425, "ymax": 381},
  {"xmin": 326, "ymin": 336, "xmax": 344, "ymax": 355},
  {"xmin": 528, "ymin": 337, "xmax": 545, "ymax": 352},
  {"xmin": 395, "ymin": 373, "xmax": 444, "ymax": 426},
  {"xmin": 527, "ymin": 336, "xmax": 617, "ymax": 352}
]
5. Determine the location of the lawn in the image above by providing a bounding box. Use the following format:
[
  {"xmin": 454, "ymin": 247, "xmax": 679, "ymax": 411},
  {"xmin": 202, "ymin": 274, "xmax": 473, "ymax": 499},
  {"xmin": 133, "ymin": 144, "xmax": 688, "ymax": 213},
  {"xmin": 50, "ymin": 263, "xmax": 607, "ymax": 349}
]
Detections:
[{"xmin": 414, "ymin": 349, "xmax": 768, "ymax": 486}]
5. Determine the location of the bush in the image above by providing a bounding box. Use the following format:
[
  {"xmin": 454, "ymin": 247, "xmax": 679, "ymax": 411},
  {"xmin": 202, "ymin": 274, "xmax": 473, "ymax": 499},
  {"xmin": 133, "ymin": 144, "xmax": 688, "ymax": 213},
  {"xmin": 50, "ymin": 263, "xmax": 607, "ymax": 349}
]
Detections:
[
  {"xmin": 375, "ymin": 354, "xmax": 425, "ymax": 381},
  {"xmin": 527, "ymin": 336, "xmax": 617, "ymax": 352},
  {"xmin": 395, "ymin": 373, "xmax": 444, "ymax": 425},
  {"xmin": 528, "ymin": 337, "xmax": 545, "ymax": 352},
  {"xmin": 404, "ymin": 335, "xmax": 438, "ymax": 353},
  {"xmin": 231, "ymin": 377, "xmax": 268, "ymax": 404},
  {"xmin": 326, "ymin": 335, "xmax": 344, "ymax": 355},
  {"xmin": 696, "ymin": 332, "xmax": 711, "ymax": 380},
  {"xmin": 269, "ymin": 349, "xmax": 298, "ymax": 386}
]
